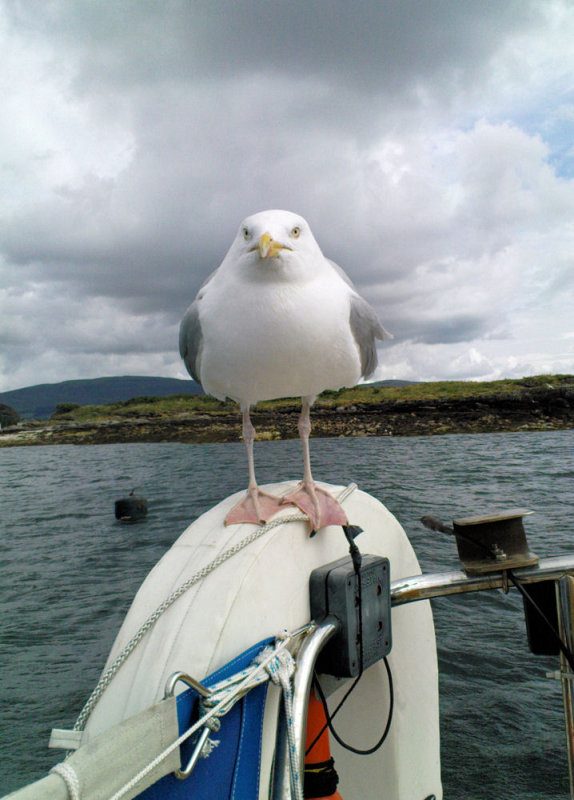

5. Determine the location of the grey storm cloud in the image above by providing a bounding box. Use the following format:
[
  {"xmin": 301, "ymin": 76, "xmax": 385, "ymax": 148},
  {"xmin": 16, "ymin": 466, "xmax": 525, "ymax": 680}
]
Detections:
[
  {"xmin": 0, "ymin": 0, "xmax": 573, "ymax": 391},
  {"xmin": 30, "ymin": 1, "xmax": 542, "ymax": 95},
  {"xmin": 409, "ymin": 314, "xmax": 493, "ymax": 346}
]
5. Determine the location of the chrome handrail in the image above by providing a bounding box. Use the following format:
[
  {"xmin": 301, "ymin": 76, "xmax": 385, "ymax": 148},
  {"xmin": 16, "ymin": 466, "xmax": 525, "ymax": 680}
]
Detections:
[
  {"xmin": 272, "ymin": 618, "xmax": 340, "ymax": 800},
  {"xmin": 291, "ymin": 617, "xmax": 341, "ymax": 783},
  {"xmin": 391, "ymin": 555, "xmax": 574, "ymax": 606}
]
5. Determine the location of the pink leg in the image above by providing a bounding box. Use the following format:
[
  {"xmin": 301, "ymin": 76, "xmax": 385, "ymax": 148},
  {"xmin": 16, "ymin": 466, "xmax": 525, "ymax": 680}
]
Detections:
[
  {"xmin": 282, "ymin": 397, "xmax": 348, "ymax": 532},
  {"xmin": 225, "ymin": 405, "xmax": 289, "ymax": 525}
]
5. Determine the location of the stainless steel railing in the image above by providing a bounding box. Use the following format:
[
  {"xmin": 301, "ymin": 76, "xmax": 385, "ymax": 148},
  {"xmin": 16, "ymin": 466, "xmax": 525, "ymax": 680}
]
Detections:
[
  {"xmin": 274, "ymin": 554, "xmax": 574, "ymax": 799},
  {"xmin": 390, "ymin": 555, "xmax": 574, "ymax": 605}
]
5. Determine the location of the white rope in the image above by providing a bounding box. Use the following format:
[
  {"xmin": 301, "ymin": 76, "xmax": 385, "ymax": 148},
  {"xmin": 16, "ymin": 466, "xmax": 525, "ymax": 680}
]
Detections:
[
  {"xmin": 50, "ymin": 762, "xmax": 81, "ymax": 800},
  {"xmin": 202, "ymin": 651, "xmax": 273, "ymax": 715},
  {"xmin": 74, "ymin": 483, "xmax": 357, "ymax": 733},
  {"xmin": 106, "ymin": 635, "xmax": 300, "ymax": 800},
  {"xmin": 265, "ymin": 645, "xmax": 304, "ymax": 800},
  {"xmin": 73, "ymin": 512, "xmax": 300, "ymax": 731},
  {"xmin": 193, "ymin": 644, "xmax": 282, "ymax": 755}
]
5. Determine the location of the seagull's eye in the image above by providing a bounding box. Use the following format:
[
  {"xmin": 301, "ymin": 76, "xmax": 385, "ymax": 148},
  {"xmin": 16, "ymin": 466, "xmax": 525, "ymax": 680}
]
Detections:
[
  {"xmin": 290, "ymin": 226, "xmax": 301, "ymax": 238},
  {"xmin": 242, "ymin": 227, "xmax": 250, "ymax": 240}
]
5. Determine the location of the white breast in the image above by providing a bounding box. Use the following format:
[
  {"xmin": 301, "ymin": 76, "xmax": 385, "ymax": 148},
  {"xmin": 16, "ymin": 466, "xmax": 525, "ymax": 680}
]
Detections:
[{"xmin": 198, "ymin": 271, "xmax": 361, "ymax": 404}]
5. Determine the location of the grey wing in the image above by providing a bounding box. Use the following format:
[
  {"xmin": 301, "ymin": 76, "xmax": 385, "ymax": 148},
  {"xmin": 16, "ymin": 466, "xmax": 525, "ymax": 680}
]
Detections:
[
  {"xmin": 179, "ymin": 300, "xmax": 203, "ymax": 385},
  {"xmin": 178, "ymin": 269, "xmax": 218, "ymax": 386},
  {"xmin": 350, "ymin": 294, "xmax": 393, "ymax": 379}
]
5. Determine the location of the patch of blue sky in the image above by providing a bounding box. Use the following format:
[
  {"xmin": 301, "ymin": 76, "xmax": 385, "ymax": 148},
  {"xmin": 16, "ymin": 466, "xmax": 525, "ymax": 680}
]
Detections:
[{"xmin": 492, "ymin": 97, "xmax": 574, "ymax": 179}]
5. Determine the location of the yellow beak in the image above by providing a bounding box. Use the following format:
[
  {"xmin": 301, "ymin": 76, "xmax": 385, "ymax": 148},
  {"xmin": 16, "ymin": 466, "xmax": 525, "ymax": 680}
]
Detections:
[{"xmin": 257, "ymin": 232, "xmax": 286, "ymax": 259}]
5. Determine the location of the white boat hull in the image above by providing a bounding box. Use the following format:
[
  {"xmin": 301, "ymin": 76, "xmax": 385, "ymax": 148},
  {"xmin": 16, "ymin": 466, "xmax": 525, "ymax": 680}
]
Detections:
[{"xmin": 84, "ymin": 482, "xmax": 442, "ymax": 800}]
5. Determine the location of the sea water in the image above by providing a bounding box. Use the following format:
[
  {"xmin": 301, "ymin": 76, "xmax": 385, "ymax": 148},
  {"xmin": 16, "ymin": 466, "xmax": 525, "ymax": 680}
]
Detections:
[{"xmin": 0, "ymin": 431, "xmax": 573, "ymax": 797}]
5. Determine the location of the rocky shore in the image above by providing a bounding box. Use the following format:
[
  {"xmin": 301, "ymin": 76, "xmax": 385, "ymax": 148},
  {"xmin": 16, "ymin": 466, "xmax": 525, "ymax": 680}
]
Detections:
[{"xmin": 1, "ymin": 386, "xmax": 572, "ymax": 447}]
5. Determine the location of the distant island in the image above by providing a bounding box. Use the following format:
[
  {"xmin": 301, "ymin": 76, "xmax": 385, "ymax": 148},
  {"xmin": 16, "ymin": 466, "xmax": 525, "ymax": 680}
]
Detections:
[
  {"xmin": 0, "ymin": 375, "xmax": 203, "ymax": 420},
  {"xmin": 0, "ymin": 374, "xmax": 572, "ymax": 448}
]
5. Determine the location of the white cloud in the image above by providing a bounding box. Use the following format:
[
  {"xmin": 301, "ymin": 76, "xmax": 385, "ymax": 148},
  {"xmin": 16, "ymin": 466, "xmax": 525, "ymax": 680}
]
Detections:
[{"xmin": 1, "ymin": 1, "xmax": 574, "ymax": 392}]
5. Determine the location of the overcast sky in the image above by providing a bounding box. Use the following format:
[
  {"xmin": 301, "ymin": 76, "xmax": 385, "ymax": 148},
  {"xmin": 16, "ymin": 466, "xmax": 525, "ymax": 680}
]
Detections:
[{"xmin": 1, "ymin": 1, "xmax": 573, "ymax": 393}]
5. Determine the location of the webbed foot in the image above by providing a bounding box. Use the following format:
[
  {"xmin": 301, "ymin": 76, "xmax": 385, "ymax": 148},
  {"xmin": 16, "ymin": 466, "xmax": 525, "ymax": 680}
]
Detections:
[
  {"xmin": 281, "ymin": 483, "xmax": 348, "ymax": 533},
  {"xmin": 225, "ymin": 488, "xmax": 293, "ymax": 526}
]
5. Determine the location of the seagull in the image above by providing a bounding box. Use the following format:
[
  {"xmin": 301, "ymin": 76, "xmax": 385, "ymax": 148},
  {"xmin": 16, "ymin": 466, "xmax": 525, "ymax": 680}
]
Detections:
[{"xmin": 179, "ymin": 209, "xmax": 391, "ymax": 531}]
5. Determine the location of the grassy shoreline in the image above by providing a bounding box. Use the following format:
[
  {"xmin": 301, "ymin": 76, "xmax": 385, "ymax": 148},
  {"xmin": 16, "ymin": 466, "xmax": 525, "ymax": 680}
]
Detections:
[{"xmin": 1, "ymin": 374, "xmax": 572, "ymax": 447}]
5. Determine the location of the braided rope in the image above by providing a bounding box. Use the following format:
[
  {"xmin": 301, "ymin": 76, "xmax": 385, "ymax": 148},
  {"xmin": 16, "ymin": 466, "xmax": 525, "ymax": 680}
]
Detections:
[
  {"xmin": 201, "ymin": 658, "xmax": 269, "ymax": 716},
  {"xmin": 73, "ymin": 484, "xmax": 357, "ymax": 732},
  {"xmin": 265, "ymin": 645, "xmax": 304, "ymax": 800},
  {"xmin": 73, "ymin": 512, "xmax": 297, "ymax": 730},
  {"xmin": 50, "ymin": 762, "xmax": 81, "ymax": 800}
]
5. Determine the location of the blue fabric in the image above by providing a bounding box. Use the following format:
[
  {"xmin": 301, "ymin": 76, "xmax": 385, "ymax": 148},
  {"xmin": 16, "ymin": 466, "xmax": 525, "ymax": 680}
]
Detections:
[{"xmin": 137, "ymin": 638, "xmax": 273, "ymax": 800}]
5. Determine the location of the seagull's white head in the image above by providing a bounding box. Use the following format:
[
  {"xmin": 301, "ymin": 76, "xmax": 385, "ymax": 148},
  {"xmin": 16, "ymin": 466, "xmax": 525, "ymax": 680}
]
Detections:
[{"xmin": 228, "ymin": 210, "xmax": 324, "ymax": 278}]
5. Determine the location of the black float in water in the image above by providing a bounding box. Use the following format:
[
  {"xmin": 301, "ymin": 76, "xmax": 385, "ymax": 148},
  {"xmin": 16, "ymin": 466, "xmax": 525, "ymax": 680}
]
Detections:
[{"xmin": 115, "ymin": 489, "xmax": 148, "ymax": 523}]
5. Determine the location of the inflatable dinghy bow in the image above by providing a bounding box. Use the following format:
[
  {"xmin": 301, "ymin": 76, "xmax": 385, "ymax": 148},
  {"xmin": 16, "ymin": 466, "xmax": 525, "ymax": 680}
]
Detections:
[{"xmin": 42, "ymin": 484, "xmax": 362, "ymax": 800}]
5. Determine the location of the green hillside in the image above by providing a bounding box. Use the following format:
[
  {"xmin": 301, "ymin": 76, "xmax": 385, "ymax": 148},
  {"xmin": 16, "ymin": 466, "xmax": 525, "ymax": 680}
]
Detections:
[
  {"xmin": 1, "ymin": 374, "xmax": 572, "ymax": 447},
  {"xmin": 0, "ymin": 376, "xmax": 203, "ymax": 420},
  {"xmin": 50, "ymin": 374, "xmax": 573, "ymax": 422}
]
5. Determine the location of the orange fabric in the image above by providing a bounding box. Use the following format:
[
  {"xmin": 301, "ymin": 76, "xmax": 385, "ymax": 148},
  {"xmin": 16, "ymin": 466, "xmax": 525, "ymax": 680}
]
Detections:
[{"xmin": 304, "ymin": 689, "xmax": 343, "ymax": 800}]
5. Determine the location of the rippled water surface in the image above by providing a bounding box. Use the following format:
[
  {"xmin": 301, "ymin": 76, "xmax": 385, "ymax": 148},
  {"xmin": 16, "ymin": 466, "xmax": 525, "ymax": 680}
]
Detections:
[{"xmin": 1, "ymin": 431, "xmax": 573, "ymax": 797}]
